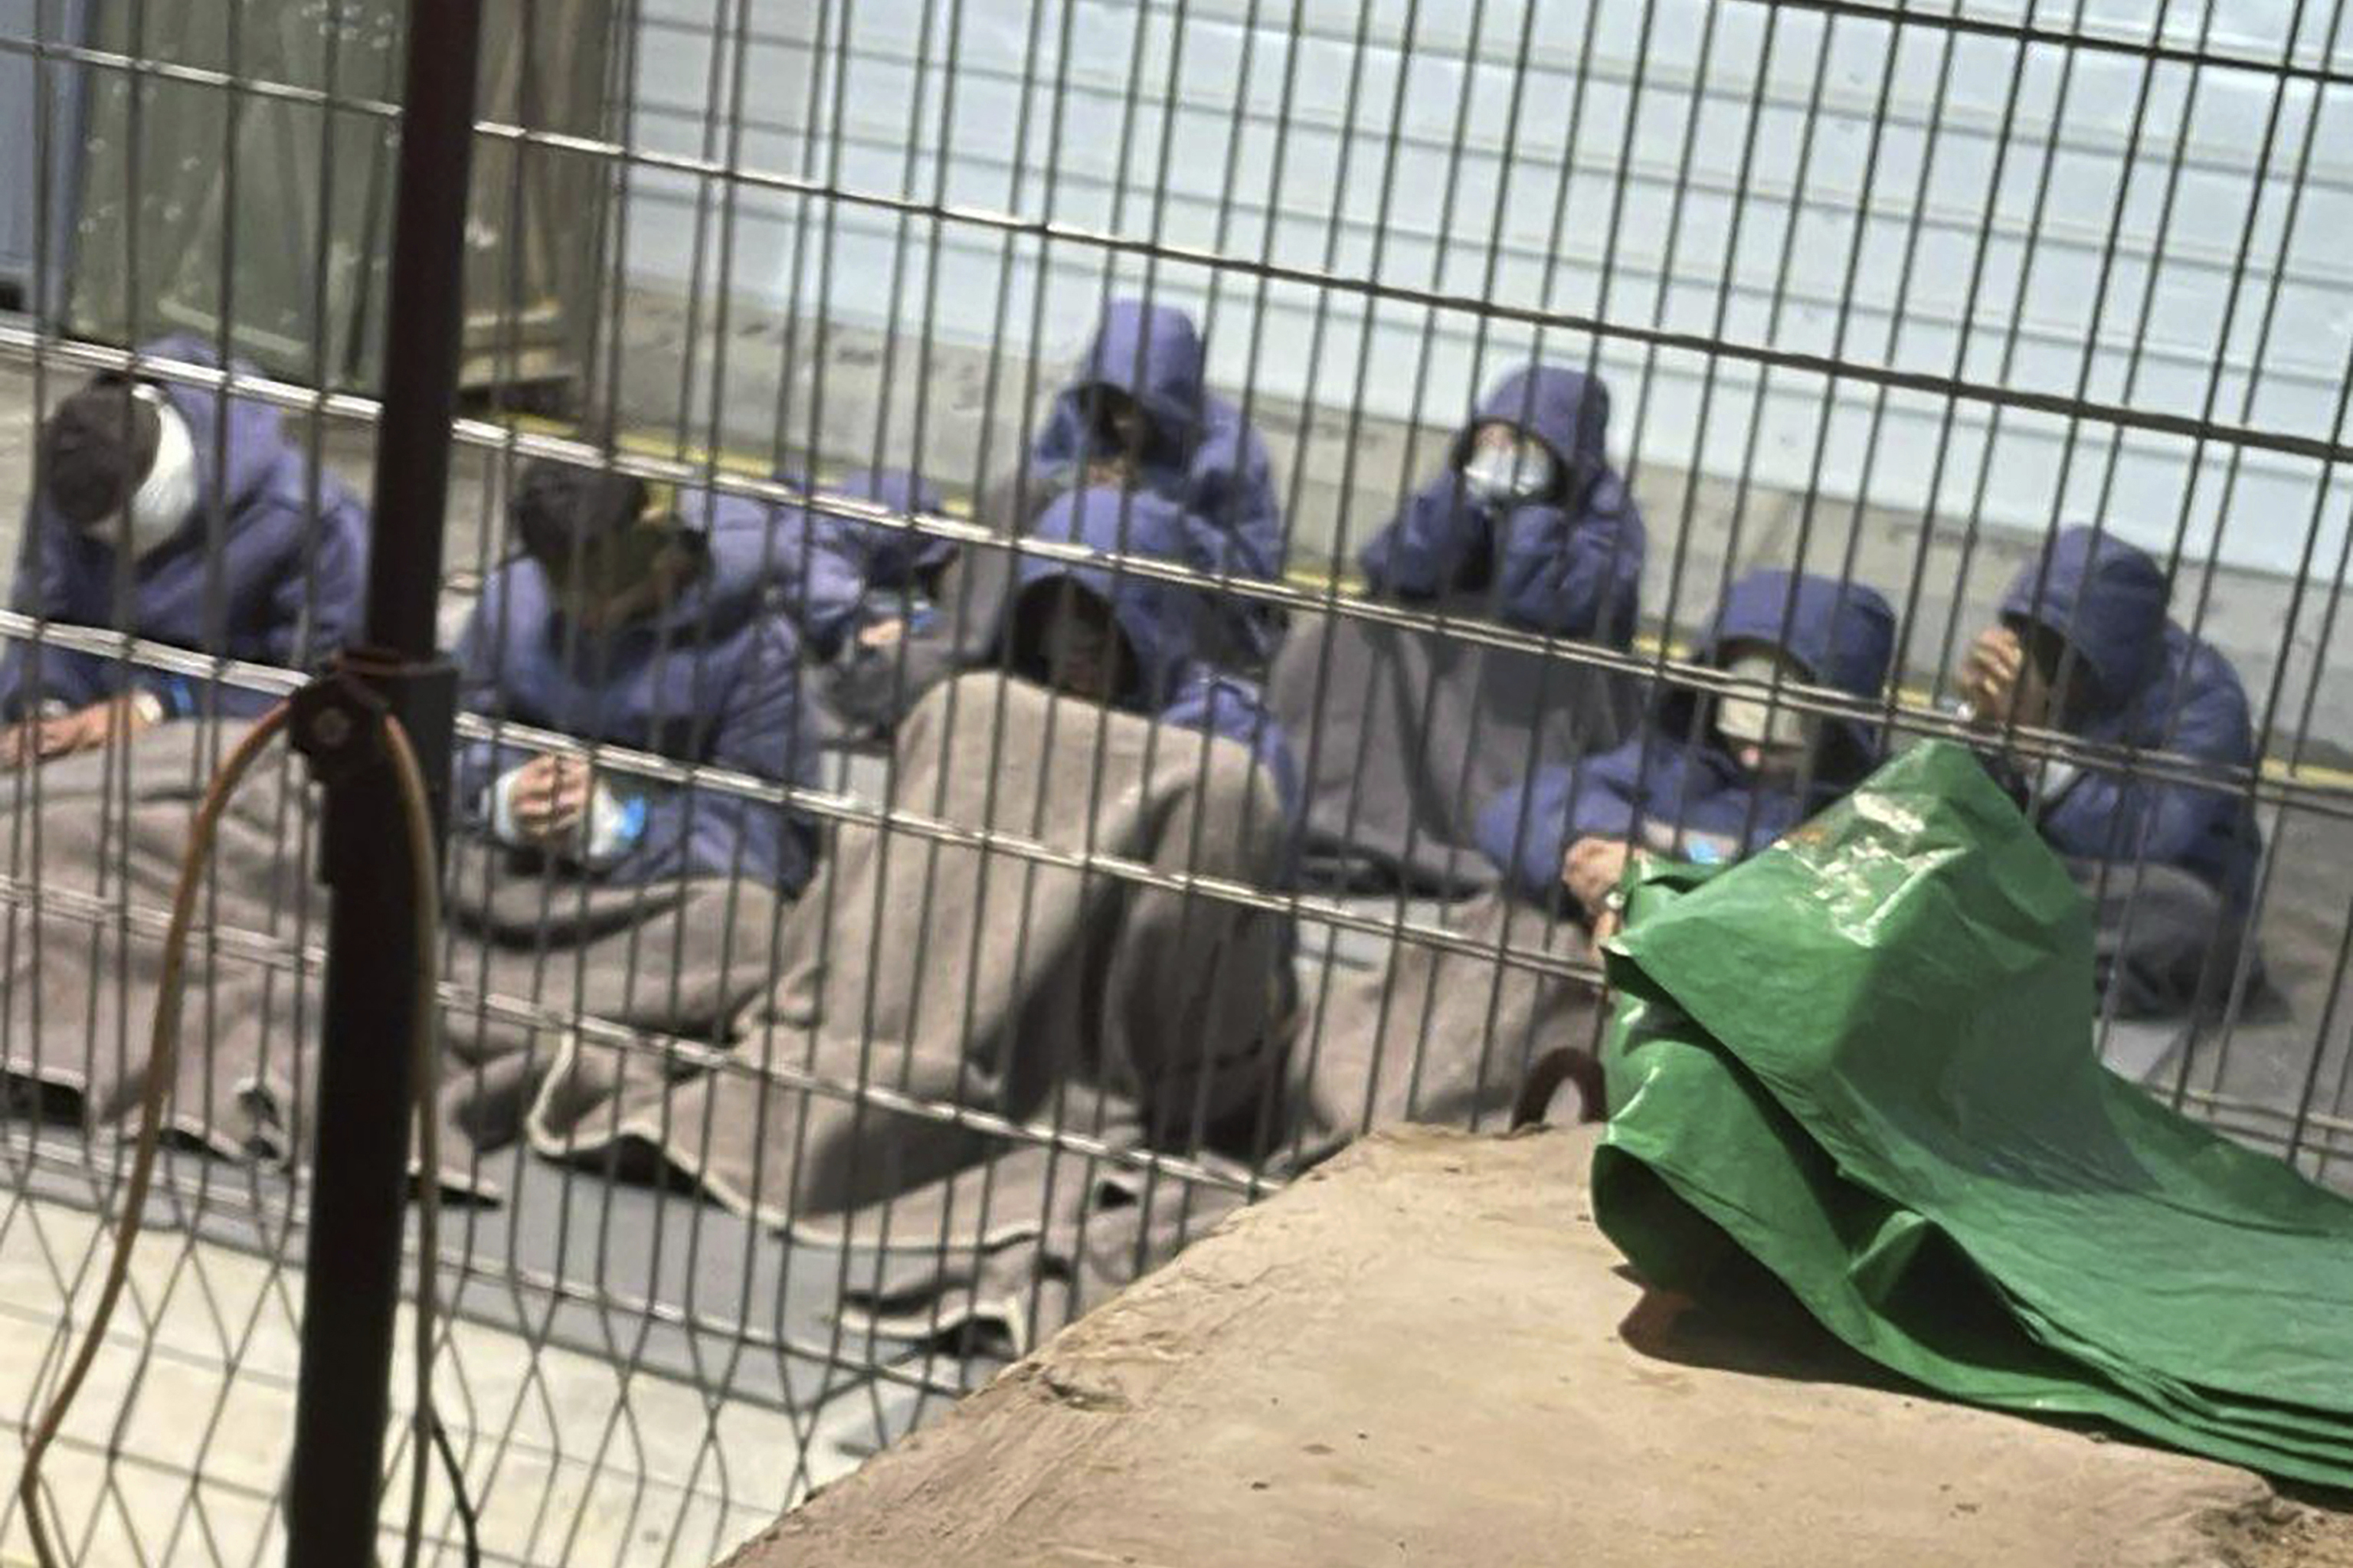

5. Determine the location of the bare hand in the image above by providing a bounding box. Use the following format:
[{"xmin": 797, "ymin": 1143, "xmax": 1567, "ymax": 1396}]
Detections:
[
  {"xmin": 1085, "ymin": 457, "xmax": 1135, "ymax": 491},
  {"xmin": 856, "ymin": 616, "xmax": 907, "ymax": 652},
  {"xmin": 2, "ymin": 697, "xmax": 155, "ymax": 768},
  {"xmin": 1562, "ymin": 836, "xmax": 1633, "ymax": 921},
  {"xmin": 1960, "ymin": 625, "xmax": 2049, "ymax": 728},
  {"xmin": 510, "ymin": 753, "xmax": 594, "ymax": 846}
]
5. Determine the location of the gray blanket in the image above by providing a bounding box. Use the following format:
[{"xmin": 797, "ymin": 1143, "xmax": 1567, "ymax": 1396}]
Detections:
[
  {"xmin": 525, "ymin": 671, "xmax": 1298, "ymax": 1232},
  {"xmin": 830, "ymin": 889, "xmax": 1606, "ymax": 1355},
  {"xmin": 1266, "ymin": 606, "xmax": 1639, "ymax": 895},
  {"xmin": 432, "ymin": 837, "xmax": 788, "ymax": 1174},
  {"xmin": 1287, "ymin": 889, "xmax": 1604, "ymax": 1155},
  {"xmin": 0, "ymin": 720, "xmax": 784, "ymax": 1190}
]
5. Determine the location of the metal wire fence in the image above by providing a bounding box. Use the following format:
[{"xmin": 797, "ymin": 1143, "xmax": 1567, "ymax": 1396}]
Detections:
[{"xmin": 2, "ymin": 0, "xmax": 2350, "ymax": 1561}]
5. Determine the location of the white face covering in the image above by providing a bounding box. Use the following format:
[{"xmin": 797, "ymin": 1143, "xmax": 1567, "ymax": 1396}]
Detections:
[
  {"xmin": 1715, "ymin": 651, "xmax": 1815, "ymax": 755},
  {"xmin": 116, "ymin": 388, "xmax": 199, "ymax": 560},
  {"xmin": 1459, "ymin": 434, "xmax": 1556, "ymax": 506}
]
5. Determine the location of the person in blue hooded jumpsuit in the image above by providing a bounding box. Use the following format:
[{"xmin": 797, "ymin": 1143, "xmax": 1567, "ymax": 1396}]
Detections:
[
  {"xmin": 1357, "ymin": 363, "xmax": 1644, "ymax": 644},
  {"xmin": 520, "ymin": 482, "xmax": 1304, "ymax": 1226},
  {"xmin": 1265, "ymin": 363, "xmax": 1646, "ymax": 893},
  {"xmin": 771, "ymin": 464, "xmax": 944, "ymax": 666},
  {"xmin": 452, "ymin": 458, "xmax": 822, "ymax": 892},
  {"xmin": 1956, "ymin": 525, "xmax": 2261, "ymax": 1016},
  {"xmin": 1003, "ymin": 486, "xmax": 1298, "ymax": 813},
  {"xmin": 1478, "ymin": 569, "xmax": 1896, "ymax": 927},
  {"xmin": 0, "ymin": 336, "xmax": 367, "ymax": 764},
  {"xmin": 826, "ymin": 465, "xmax": 954, "ymax": 644},
  {"xmin": 1019, "ymin": 297, "xmax": 1285, "ymax": 667},
  {"xmin": 806, "ymin": 465, "xmax": 959, "ymax": 738}
]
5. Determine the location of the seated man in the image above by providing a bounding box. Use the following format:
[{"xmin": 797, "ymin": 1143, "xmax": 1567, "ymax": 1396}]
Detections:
[
  {"xmin": 0, "ymin": 459, "xmax": 810, "ymax": 1173},
  {"xmin": 1477, "ymin": 568, "xmax": 1896, "ymax": 930},
  {"xmin": 1, "ymin": 335, "xmax": 366, "ymax": 764},
  {"xmin": 1264, "ymin": 364, "xmax": 1645, "ymax": 893},
  {"xmin": 524, "ymin": 484, "xmax": 1301, "ymax": 1224},
  {"xmin": 1957, "ymin": 525, "xmax": 2261, "ymax": 1017},
  {"xmin": 453, "ymin": 457, "xmax": 821, "ymax": 892},
  {"xmin": 1357, "ymin": 363, "xmax": 1644, "ymax": 644},
  {"xmin": 1023, "ymin": 296, "xmax": 1285, "ymax": 667},
  {"xmin": 999, "ymin": 486, "xmax": 1298, "ymax": 809}
]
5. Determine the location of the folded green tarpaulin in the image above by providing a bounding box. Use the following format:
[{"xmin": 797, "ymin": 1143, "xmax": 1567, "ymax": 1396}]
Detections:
[{"xmin": 1591, "ymin": 740, "xmax": 2353, "ymax": 1488}]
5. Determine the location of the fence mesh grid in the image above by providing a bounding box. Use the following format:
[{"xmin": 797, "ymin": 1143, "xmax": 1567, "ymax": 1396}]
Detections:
[{"xmin": 2, "ymin": 0, "xmax": 2350, "ymax": 1561}]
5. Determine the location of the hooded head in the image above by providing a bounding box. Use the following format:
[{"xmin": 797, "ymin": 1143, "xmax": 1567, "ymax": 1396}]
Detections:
[
  {"xmin": 38, "ymin": 336, "xmax": 329, "ymax": 561},
  {"xmin": 40, "ymin": 369, "xmax": 208, "ymax": 561},
  {"xmin": 1007, "ymin": 486, "xmax": 1211, "ymax": 709},
  {"xmin": 136, "ymin": 334, "xmax": 307, "ymax": 520},
  {"xmin": 1449, "ymin": 365, "xmax": 1610, "ymax": 503},
  {"xmin": 1998, "ymin": 526, "xmax": 2170, "ymax": 725},
  {"xmin": 1048, "ymin": 299, "xmax": 1210, "ymax": 473},
  {"xmin": 42, "ymin": 381, "xmax": 160, "ymax": 527},
  {"xmin": 1669, "ymin": 570, "xmax": 1896, "ymax": 782},
  {"xmin": 511, "ymin": 459, "xmax": 711, "ymax": 633}
]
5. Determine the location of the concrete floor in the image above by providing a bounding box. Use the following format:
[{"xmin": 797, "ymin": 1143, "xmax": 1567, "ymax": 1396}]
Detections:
[
  {"xmin": 0, "ymin": 1191, "xmax": 794, "ymax": 1566},
  {"xmin": 0, "ymin": 1126, "xmax": 968, "ymax": 1567}
]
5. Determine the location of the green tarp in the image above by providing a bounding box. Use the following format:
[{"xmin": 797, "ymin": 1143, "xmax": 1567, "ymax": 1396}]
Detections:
[{"xmin": 1591, "ymin": 740, "xmax": 2353, "ymax": 1489}]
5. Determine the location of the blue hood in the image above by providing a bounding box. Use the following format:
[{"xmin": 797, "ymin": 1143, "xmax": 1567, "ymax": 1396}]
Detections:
[
  {"xmin": 1451, "ymin": 365, "xmax": 1609, "ymax": 491},
  {"xmin": 1473, "ymin": 570, "xmax": 1897, "ymax": 900},
  {"xmin": 1354, "ymin": 362, "xmax": 1644, "ymax": 641},
  {"xmin": 1053, "ymin": 299, "xmax": 1209, "ymax": 463},
  {"xmin": 656, "ymin": 486, "xmax": 833, "ymax": 641},
  {"xmin": 2001, "ymin": 526, "xmax": 2170, "ymax": 714},
  {"xmin": 1700, "ymin": 570, "xmax": 1895, "ymax": 697},
  {"xmin": 143, "ymin": 333, "xmax": 310, "ymax": 525},
  {"xmin": 1, "ymin": 334, "xmax": 370, "ymax": 722},
  {"xmin": 1011, "ymin": 486, "xmax": 1214, "ymax": 707},
  {"xmin": 1996, "ymin": 526, "xmax": 2260, "ymax": 908},
  {"xmin": 1675, "ymin": 569, "xmax": 1896, "ymax": 761}
]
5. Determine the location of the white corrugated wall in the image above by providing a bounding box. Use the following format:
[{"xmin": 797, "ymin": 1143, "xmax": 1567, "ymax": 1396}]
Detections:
[{"xmin": 620, "ymin": 0, "xmax": 2351, "ymax": 574}]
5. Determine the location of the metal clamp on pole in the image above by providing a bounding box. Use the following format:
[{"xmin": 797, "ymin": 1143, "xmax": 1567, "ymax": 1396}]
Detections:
[
  {"xmin": 286, "ymin": 668, "xmax": 391, "ymax": 783},
  {"xmin": 288, "ymin": 651, "xmax": 460, "ymax": 869},
  {"xmin": 283, "ymin": 0, "xmax": 482, "ymax": 1560}
]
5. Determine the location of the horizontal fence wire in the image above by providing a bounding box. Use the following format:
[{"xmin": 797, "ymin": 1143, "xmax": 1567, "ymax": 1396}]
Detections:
[{"xmin": 2, "ymin": 0, "xmax": 2352, "ymax": 1562}]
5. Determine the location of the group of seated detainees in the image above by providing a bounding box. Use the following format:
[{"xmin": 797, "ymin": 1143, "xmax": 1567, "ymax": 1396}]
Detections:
[{"xmin": 2, "ymin": 307, "xmax": 2263, "ymax": 1066}]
